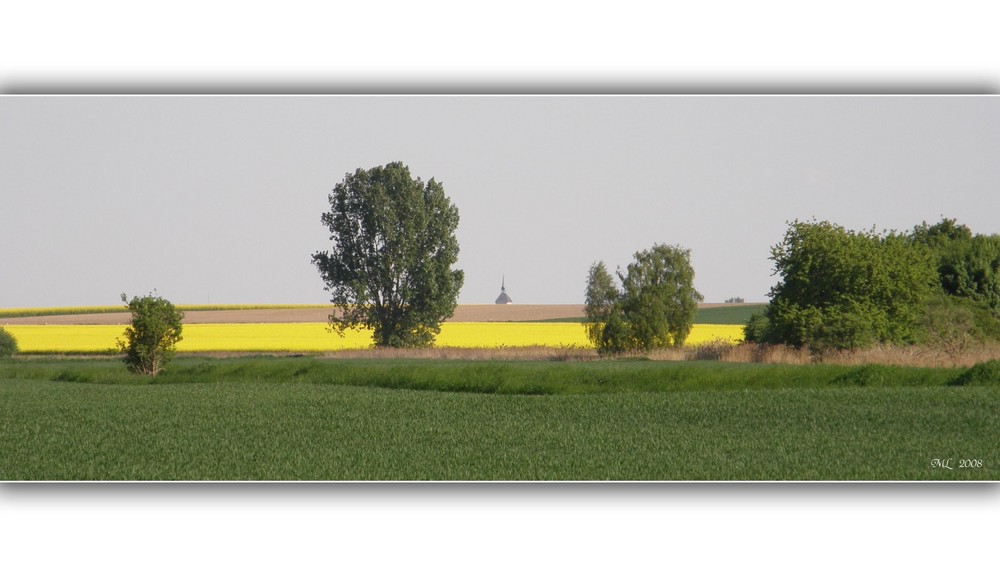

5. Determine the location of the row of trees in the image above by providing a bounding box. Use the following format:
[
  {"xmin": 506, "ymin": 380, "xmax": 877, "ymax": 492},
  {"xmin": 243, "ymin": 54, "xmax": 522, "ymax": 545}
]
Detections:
[
  {"xmin": 310, "ymin": 163, "xmax": 709, "ymax": 356},
  {"xmin": 15, "ymin": 162, "xmax": 461, "ymax": 376},
  {"xmin": 305, "ymin": 163, "xmax": 993, "ymax": 358},
  {"xmin": 93, "ymin": 162, "xmax": 458, "ymax": 377},
  {"xmin": 744, "ymin": 218, "xmax": 1000, "ymax": 352},
  {"xmin": 111, "ymin": 162, "xmax": 705, "ymax": 373},
  {"xmin": 10, "ymin": 161, "xmax": 998, "ymax": 373},
  {"xmin": 310, "ymin": 163, "xmax": 709, "ymax": 357}
]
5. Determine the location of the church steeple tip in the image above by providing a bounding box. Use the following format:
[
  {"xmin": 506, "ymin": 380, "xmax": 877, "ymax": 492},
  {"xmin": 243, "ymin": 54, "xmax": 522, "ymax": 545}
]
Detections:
[{"xmin": 495, "ymin": 275, "xmax": 512, "ymax": 304}]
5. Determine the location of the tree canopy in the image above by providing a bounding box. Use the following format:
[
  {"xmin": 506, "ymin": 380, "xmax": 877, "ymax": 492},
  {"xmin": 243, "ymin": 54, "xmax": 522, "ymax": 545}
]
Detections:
[
  {"xmin": 746, "ymin": 218, "xmax": 1000, "ymax": 352},
  {"xmin": 312, "ymin": 162, "xmax": 464, "ymax": 348},
  {"xmin": 585, "ymin": 244, "xmax": 703, "ymax": 355},
  {"xmin": 910, "ymin": 218, "xmax": 1000, "ymax": 312},
  {"xmin": 116, "ymin": 292, "xmax": 184, "ymax": 376},
  {"xmin": 746, "ymin": 220, "xmax": 938, "ymax": 351}
]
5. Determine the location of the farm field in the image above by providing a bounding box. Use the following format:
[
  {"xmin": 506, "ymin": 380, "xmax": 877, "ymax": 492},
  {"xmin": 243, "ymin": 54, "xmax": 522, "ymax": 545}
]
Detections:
[
  {"xmin": 3, "ymin": 302, "xmax": 994, "ymax": 481},
  {"xmin": 0, "ymin": 357, "xmax": 996, "ymax": 480},
  {"xmin": 0, "ymin": 302, "xmax": 752, "ymax": 353},
  {"xmin": 2, "ymin": 322, "xmax": 745, "ymax": 354}
]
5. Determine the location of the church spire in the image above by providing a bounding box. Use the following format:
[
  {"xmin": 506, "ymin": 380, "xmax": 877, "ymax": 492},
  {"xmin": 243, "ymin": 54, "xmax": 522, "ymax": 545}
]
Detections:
[{"xmin": 495, "ymin": 276, "xmax": 512, "ymax": 304}]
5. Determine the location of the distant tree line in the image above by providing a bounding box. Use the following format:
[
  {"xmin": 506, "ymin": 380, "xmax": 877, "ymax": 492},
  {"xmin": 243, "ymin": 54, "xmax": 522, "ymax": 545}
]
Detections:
[
  {"xmin": 11, "ymin": 157, "xmax": 991, "ymax": 369},
  {"xmin": 744, "ymin": 218, "xmax": 1000, "ymax": 353}
]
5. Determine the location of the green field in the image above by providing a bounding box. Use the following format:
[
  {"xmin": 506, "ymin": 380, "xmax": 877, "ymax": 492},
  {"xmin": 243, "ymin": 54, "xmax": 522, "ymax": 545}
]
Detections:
[
  {"xmin": 541, "ymin": 304, "xmax": 766, "ymax": 325},
  {"xmin": 694, "ymin": 304, "xmax": 767, "ymax": 325},
  {"xmin": 1, "ymin": 357, "xmax": 996, "ymax": 480}
]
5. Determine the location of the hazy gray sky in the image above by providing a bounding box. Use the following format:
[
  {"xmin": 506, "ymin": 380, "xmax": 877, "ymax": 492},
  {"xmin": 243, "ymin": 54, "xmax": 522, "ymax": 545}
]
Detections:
[{"xmin": 2, "ymin": 95, "xmax": 998, "ymax": 308}]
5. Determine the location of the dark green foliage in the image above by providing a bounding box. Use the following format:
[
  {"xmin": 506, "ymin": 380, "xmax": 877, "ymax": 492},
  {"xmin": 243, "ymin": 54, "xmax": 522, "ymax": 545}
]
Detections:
[
  {"xmin": 950, "ymin": 360, "xmax": 1000, "ymax": 387},
  {"xmin": 916, "ymin": 295, "xmax": 1000, "ymax": 354},
  {"xmin": 910, "ymin": 218, "xmax": 1000, "ymax": 312},
  {"xmin": 115, "ymin": 293, "xmax": 183, "ymax": 376},
  {"xmin": 0, "ymin": 327, "xmax": 17, "ymax": 358},
  {"xmin": 620, "ymin": 245, "xmax": 703, "ymax": 348},
  {"xmin": 748, "ymin": 220, "xmax": 938, "ymax": 351},
  {"xmin": 584, "ymin": 261, "xmax": 624, "ymax": 353},
  {"xmin": 585, "ymin": 245, "xmax": 703, "ymax": 355},
  {"xmin": 833, "ymin": 365, "xmax": 893, "ymax": 387},
  {"xmin": 312, "ymin": 162, "xmax": 463, "ymax": 348},
  {"xmin": 742, "ymin": 311, "xmax": 770, "ymax": 343}
]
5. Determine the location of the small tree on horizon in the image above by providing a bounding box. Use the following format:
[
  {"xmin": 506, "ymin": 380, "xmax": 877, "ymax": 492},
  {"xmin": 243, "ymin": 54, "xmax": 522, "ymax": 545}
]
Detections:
[
  {"xmin": 585, "ymin": 244, "xmax": 703, "ymax": 355},
  {"xmin": 116, "ymin": 292, "xmax": 184, "ymax": 376},
  {"xmin": 584, "ymin": 261, "xmax": 624, "ymax": 353}
]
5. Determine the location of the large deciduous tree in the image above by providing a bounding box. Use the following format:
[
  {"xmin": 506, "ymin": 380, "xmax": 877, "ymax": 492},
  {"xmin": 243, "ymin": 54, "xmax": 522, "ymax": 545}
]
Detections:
[{"xmin": 312, "ymin": 162, "xmax": 464, "ymax": 348}]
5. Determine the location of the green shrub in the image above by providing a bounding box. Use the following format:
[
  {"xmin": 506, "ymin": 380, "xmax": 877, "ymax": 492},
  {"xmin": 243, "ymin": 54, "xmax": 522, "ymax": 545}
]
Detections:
[
  {"xmin": 116, "ymin": 292, "xmax": 184, "ymax": 376},
  {"xmin": 0, "ymin": 327, "xmax": 18, "ymax": 358},
  {"xmin": 834, "ymin": 365, "xmax": 892, "ymax": 387},
  {"xmin": 742, "ymin": 311, "xmax": 770, "ymax": 343},
  {"xmin": 761, "ymin": 220, "xmax": 937, "ymax": 352},
  {"xmin": 950, "ymin": 360, "xmax": 1000, "ymax": 387},
  {"xmin": 914, "ymin": 296, "xmax": 1000, "ymax": 358}
]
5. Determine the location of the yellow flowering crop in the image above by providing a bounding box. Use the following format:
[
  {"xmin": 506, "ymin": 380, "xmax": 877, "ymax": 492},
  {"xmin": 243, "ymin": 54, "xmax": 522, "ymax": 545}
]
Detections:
[
  {"xmin": 4, "ymin": 325, "xmax": 126, "ymax": 354},
  {"xmin": 3, "ymin": 322, "xmax": 744, "ymax": 354}
]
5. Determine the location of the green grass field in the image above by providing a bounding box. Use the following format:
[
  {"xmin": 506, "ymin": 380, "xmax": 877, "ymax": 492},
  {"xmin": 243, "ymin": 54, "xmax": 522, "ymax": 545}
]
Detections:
[
  {"xmin": 694, "ymin": 304, "xmax": 767, "ymax": 325},
  {"xmin": 1, "ymin": 357, "xmax": 996, "ymax": 480},
  {"xmin": 532, "ymin": 303, "xmax": 766, "ymax": 325}
]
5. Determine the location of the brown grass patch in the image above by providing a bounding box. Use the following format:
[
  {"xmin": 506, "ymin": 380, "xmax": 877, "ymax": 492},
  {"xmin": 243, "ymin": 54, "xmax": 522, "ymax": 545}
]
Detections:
[
  {"xmin": 684, "ymin": 341, "xmax": 1000, "ymax": 368},
  {"xmin": 234, "ymin": 341, "xmax": 1000, "ymax": 367},
  {"xmin": 316, "ymin": 346, "xmax": 600, "ymax": 362}
]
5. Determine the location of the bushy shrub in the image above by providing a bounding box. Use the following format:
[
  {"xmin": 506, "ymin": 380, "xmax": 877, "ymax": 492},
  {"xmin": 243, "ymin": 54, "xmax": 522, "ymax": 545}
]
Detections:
[
  {"xmin": 834, "ymin": 365, "xmax": 892, "ymax": 387},
  {"xmin": 116, "ymin": 293, "xmax": 183, "ymax": 376},
  {"xmin": 756, "ymin": 220, "xmax": 937, "ymax": 352},
  {"xmin": 950, "ymin": 360, "xmax": 1000, "ymax": 387},
  {"xmin": 912, "ymin": 296, "xmax": 1000, "ymax": 360},
  {"xmin": 0, "ymin": 327, "xmax": 18, "ymax": 358}
]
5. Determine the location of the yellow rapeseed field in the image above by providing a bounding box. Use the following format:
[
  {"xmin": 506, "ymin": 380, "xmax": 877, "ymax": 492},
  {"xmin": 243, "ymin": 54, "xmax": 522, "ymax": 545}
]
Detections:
[{"xmin": 3, "ymin": 322, "xmax": 745, "ymax": 354}]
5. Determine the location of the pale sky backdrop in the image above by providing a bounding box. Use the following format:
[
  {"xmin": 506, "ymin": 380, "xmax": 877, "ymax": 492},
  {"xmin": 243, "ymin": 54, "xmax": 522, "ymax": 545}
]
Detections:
[{"xmin": 2, "ymin": 95, "xmax": 998, "ymax": 308}]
